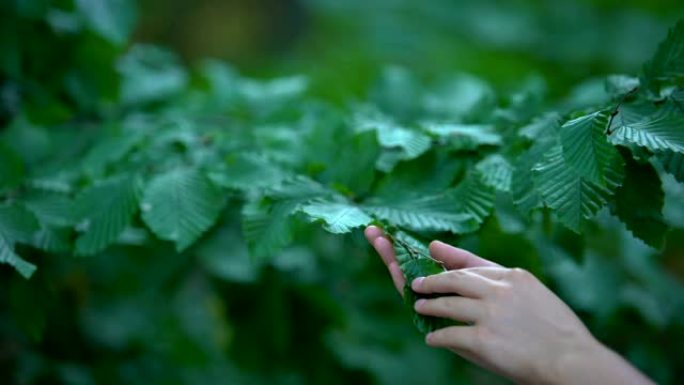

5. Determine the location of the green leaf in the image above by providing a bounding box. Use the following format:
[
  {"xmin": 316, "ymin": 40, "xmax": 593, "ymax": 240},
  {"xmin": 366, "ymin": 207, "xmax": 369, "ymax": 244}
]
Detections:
[
  {"xmin": 354, "ymin": 109, "xmax": 431, "ymax": 171},
  {"xmin": 518, "ymin": 112, "xmax": 561, "ymax": 140},
  {"xmin": 242, "ymin": 176, "xmax": 332, "ymax": 258},
  {"xmin": 320, "ymin": 130, "xmax": 380, "ymax": 195},
  {"xmin": 141, "ymin": 169, "xmax": 225, "ymax": 252},
  {"xmin": 75, "ymin": 175, "xmax": 140, "ymax": 255},
  {"xmin": 657, "ymin": 150, "xmax": 684, "ymax": 182},
  {"xmin": 643, "ymin": 20, "xmax": 684, "ymax": 91},
  {"xmin": 422, "ymin": 123, "xmax": 501, "ymax": 150},
  {"xmin": 300, "ymin": 201, "xmax": 372, "ymax": 234},
  {"xmin": 389, "ymin": 231, "xmax": 451, "ymax": 334},
  {"xmin": 605, "ymin": 75, "xmax": 640, "ymax": 99},
  {"xmin": 560, "ymin": 110, "xmax": 625, "ymax": 188},
  {"xmin": 208, "ymin": 152, "xmax": 290, "ymax": 191},
  {"xmin": 475, "ymin": 155, "xmax": 513, "ymax": 192},
  {"xmin": 0, "ymin": 204, "xmax": 40, "ymax": 278},
  {"xmin": 611, "ymin": 158, "xmax": 668, "ymax": 249},
  {"xmin": 533, "ymin": 146, "xmax": 616, "ymax": 232},
  {"xmin": 512, "ymin": 135, "xmax": 557, "ymax": 215},
  {"xmin": 448, "ymin": 172, "xmax": 496, "ymax": 225},
  {"xmin": 609, "ymin": 102, "xmax": 684, "ymax": 154},
  {"xmin": 118, "ymin": 45, "xmax": 188, "ymax": 106},
  {"xmin": 242, "ymin": 200, "xmax": 296, "ymax": 260},
  {"xmin": 365, "ymin": 192, "xmax": 478, "ymax": 235},
  {"xmin": 75, "ymin": 0, "xmax": 137, "ymax": 45}
]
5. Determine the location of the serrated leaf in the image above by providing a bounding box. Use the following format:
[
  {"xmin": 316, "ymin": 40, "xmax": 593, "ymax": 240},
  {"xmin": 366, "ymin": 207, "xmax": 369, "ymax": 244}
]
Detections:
[
  {"xmin": 389, "ymin": 231, "xmax": 452, "ymax": 334},
  {"xmin": 448, "ymin": 172, "xmax": 496, "ymax": 224},
  {"xmin": 643, "ymin": 20, "xmax": 684, "ymax": 91},
  {"xmin": 300, "ymin": 201, "xmax": 372, "ymax": 234},
  {"xmin": 533, "ymin": 146, "xmax": 616, "ymax": 232},
  {"xmin": 611, "ymin": 158, "xmax": 668, "ymax": 249},
  {"xmin": 75, "ymin": 175, "xmax": 140, "ymax": 255},
  {"xmin": 141, "ymin": 169, "xmax": 224, "ymax": 252},
  {"xmin": 242, "ymin": 200, "xmax": 296, "ymax": 259},
  {"xmin": 365, "ymin": 192, "xmax": 479, "ymax": 235},
  {"xmin": 609, "ymin": 102, "xmax": 684, "ymax": 153},
  {"xmin": 475, "ymin": 155, "xmax": 513, "ymax": 192},
  {"xmin": 561, "ymin": 110, "xmax": 625, "ymax": 187},
  {"xmin": 242, "ymin": 176, "xmax": 334, "ymax": 258},
  {"xmin": 512, "ymin": 135, "xmax": 557, "ymax": 215},
  {"xmin": 0, "ymin": 204, "xmax": 40, "ymax": 278},
  {"xmin": 658, "ymin": 150, "xmax": 684, "ymax": 182}
]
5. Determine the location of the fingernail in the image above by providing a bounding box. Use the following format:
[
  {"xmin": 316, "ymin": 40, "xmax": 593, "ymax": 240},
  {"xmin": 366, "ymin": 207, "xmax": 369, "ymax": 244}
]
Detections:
[
  {"xmin": 425, "ymin": 332, "xmax": 433, "ymax": 344},
  {"xmin": 412, "ymin": 277, "xmax": 424, "ymax": 290},
  {"xmin": 414, "ymin": 299, "xmax": 426, "ymax": 310}
]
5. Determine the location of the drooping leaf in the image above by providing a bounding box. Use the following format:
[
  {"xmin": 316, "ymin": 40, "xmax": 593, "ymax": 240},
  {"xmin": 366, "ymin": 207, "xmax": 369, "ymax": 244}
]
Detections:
[
  {"xmin": 0, "ymin": 204, "xmax": 40, "ymax": 278},
  {"xmin": 300, "ymin": 200, "xmax": 372, "ymax": 234},
  {"xmin": 643, "ymin": 20, "xmax": 684, "ymax": 91},
  {"xmin": 533, "ymin": 145, "xmax": 616, "ymax": 232},
  {"xmin": 560, "ymin": 110, "xmax": 625, "ymax": 188},
  {"xmin": 611, "ymin": 158, "xmax": 668, "ymax": 249},
  {"xmin": 75, "ymin": 175, "xmax": 140, "ymax": 255},
  {"xmin": 141, "ymin": 169, "xmax": 224, "ymax": 252},
  {"xmin": 609, "ymin": 102, "xmax": 684, "ymax": 154},
  {"xmin": 475, "ymin": 154, "xmax": 513, "ymax": 192},
  {"xmin": 512, "ymin": 134, "xmax": 557, "ymax": 215},
  {"xmin": 389, "ymin": 230, "xmax": 451, "ymax": 334}
]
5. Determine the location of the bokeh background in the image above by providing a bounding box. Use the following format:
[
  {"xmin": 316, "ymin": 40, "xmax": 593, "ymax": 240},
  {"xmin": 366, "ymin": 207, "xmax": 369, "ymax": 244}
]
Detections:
[{"xmin": 2, "ymin": 0, "xmax": 684, "ymax": 384}]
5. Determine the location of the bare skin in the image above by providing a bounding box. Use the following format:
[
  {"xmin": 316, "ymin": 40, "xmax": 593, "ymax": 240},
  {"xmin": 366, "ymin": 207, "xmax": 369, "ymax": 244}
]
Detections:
[{"xmin": 364, "ymin": 226, "xmax": 654, "ymax": 385}]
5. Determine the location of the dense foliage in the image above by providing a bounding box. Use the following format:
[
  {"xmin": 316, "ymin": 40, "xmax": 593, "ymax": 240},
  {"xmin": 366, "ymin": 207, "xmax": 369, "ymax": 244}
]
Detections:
[{"xmin": 1, "ymin": 1, "xmax": 684, "ymax": 384}]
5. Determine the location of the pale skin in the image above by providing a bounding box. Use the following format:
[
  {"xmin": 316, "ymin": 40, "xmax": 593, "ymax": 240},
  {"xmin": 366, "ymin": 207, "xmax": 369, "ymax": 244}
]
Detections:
[{"xmin": 364, "ymin": 226, "xmax": 655, "ymax": 385}]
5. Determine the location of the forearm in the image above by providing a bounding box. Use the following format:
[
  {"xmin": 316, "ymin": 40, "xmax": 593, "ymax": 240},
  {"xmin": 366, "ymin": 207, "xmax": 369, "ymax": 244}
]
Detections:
[{"xmin": 546, "ymin": 338, "xmax": 654, "ymax": 385}]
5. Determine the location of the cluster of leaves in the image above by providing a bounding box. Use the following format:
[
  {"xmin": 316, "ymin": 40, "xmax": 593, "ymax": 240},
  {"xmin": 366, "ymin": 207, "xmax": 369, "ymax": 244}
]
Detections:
[{"xmin": 2, "ymin": 14, "xmax": 684, "ymax": 334}]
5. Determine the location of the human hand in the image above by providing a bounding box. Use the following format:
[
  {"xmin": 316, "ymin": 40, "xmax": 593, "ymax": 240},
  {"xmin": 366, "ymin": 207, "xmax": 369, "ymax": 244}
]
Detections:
[{"xmin": 364, "ymin": 226, "xmax": 654, "ymax": 385}]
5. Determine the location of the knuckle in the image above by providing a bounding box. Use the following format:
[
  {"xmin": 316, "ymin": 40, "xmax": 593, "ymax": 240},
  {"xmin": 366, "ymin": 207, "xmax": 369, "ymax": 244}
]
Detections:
[{"xmin": 510, "ymin": 267, "xmax": 532, "ymax": 281}]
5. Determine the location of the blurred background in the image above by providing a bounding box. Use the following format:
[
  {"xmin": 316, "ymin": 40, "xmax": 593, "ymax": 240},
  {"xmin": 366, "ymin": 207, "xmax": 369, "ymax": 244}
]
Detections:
[{"xmin": 2, "ymin": 0, "xmax": 684, "ymax": 384}]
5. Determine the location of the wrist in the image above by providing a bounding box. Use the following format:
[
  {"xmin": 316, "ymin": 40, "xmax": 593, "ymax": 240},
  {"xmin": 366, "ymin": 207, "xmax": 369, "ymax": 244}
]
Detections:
[{"xmin": 529, "ymin": 333, "xmax": 604, "ymax": 385}]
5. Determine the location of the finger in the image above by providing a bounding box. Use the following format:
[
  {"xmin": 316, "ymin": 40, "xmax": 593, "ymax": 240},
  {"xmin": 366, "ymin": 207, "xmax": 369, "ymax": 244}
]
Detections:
[
  {"xmin": 429, "ymin": 241, "xmax": 500, "ymax": 269},
  {"xmin": 459, "ymin": 266, "xmax": 510, "ymax": 281},
  {"xmin": 389, "ymin": 261, "xmax": 406, "ymax": 295},
  {"xmin": 364, "ymin": 226, "xmax": 385, "ymax": 244},
  {"xmin": 426, "ymin": 325, "xmax": 478, "ymax": 352},
  {"xmin": 372, "ymin": 236, "xmax": 397, "ymax": 268},
  {"xmin": 415, "ymin": 296, "xmax": 482, "ymax": 323},
  {"xmin": 412, "ymin": 270, "xmax": 497, "ymax": 298}
]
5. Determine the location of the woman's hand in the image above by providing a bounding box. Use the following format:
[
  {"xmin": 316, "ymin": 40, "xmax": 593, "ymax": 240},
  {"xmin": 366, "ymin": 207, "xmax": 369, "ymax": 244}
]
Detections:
[{"xmin": 364, "ymin": 226, "xmax": 654, "ymax": 385}]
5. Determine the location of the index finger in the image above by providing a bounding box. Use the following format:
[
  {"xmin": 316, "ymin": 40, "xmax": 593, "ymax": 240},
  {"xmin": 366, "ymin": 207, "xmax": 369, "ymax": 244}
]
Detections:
[{"xmin": 429, "ymin": 241, "xmax": 500, "ymax": 269}]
